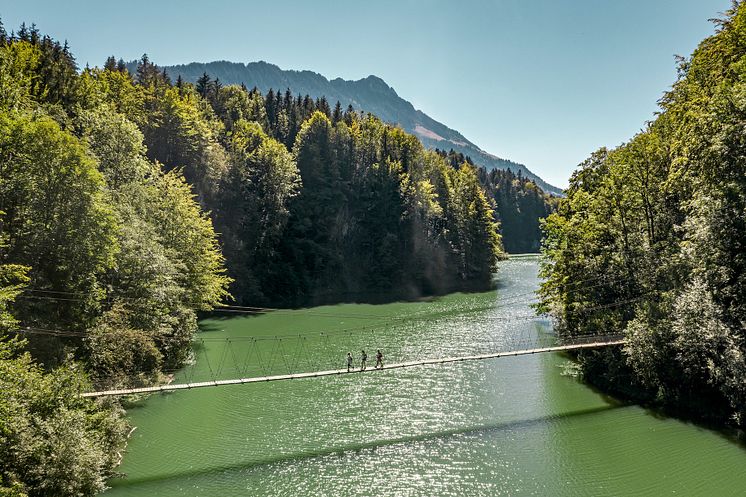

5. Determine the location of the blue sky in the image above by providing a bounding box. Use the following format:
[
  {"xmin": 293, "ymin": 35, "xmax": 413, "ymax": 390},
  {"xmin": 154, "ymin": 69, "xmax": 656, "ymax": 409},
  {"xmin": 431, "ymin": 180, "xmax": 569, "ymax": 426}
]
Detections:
[{"xmin": 2, "ymin": 0, "xmax": 729, "ymax": 187}]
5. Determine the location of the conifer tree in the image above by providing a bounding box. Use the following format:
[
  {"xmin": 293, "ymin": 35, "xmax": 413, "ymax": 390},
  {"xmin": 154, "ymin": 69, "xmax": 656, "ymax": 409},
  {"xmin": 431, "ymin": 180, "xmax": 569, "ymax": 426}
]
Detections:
[
  {"xmin": 104, "ymin": 55, "xmax": 117, "ymax": 71},
  {"xmin": 196, "ymin": 71, "xmax": 211, "ymax": 98},
  {"xmin": 0, "ymin": 18, "xmax": 9, "ymax": 44},
  {"xmin": 135, "ymin": 53, "xmax": 155, "ymax": 85},
  {"xmin": 332, "ymin": 101, "xmax": 343, "ymax": 124},
  {"xmin": 17, "ymin": 22, "xmax": 28, "ymax": 41},
  {"xmin": 343, "ymin": 103, "xmax": 356, "ymax": 126}
]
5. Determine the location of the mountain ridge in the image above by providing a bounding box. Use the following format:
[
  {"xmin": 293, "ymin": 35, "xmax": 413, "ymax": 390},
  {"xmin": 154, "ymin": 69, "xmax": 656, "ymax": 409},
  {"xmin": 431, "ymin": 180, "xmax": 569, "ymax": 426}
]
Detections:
[{"xmin": 139, "ymin": 60, "xmax": 562, "ymax": 195}]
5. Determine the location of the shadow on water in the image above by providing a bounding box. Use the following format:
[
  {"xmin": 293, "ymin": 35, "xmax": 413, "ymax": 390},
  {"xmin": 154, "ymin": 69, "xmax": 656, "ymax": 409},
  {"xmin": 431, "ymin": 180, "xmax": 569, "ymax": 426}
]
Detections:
[
  {"xmin": 195, "ymin": 257, "xmax": 532, "ymax": 329},
  {"xmin": 196, "ymin": 277, "xmax": 510, "ymax": 326},
  {"xmin": 198, "ymin": 320, "xmax": 233, "ymax": 332},
  {"xmin": 641, "ymin": 406, "xmax": 746, "ymax": 451},
  {"xmin": 552, "ymin": 350, "xmax": 746, "ymax": 452},
  {"xmin": 110, "ymin": 403, "xmax": 623, "ymax": 488},
  {"xmin": 493, "ymin": 278, "xmax": 514, "ymax": 292},
  {"xmin": 196, "ymin": 294, "xmax": 502, "ymax": 335}
]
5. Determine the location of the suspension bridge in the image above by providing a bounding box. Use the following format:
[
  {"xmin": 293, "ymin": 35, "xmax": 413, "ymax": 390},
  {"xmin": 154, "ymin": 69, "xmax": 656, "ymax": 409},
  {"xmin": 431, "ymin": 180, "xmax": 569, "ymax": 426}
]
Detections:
[{"xmin": 81, "ymin": 333, "xmax": 625, "ymax": 398}]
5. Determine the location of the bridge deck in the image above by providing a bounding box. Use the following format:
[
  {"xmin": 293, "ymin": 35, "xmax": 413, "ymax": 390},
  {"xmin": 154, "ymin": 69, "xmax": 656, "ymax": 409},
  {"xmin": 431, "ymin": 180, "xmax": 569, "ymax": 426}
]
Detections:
[{"xmin": 82, "ymin": 339, "xmax": 625, "ymax": 398}]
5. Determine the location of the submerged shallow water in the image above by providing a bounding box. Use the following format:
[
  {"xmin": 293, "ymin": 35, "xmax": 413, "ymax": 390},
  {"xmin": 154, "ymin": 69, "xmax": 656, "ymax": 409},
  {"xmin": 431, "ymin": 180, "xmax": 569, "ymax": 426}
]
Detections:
[{"xmin": 106, "ymin": 258, "xmax": 746, "ymax": 496}]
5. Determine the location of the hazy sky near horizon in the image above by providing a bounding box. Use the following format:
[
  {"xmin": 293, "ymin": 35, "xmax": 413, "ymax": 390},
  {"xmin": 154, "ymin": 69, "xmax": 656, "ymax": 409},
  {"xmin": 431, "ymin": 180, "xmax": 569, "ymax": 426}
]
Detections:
[{"xmin": 3, "ymin": 0, "xmax": 729, "ymax": 187}]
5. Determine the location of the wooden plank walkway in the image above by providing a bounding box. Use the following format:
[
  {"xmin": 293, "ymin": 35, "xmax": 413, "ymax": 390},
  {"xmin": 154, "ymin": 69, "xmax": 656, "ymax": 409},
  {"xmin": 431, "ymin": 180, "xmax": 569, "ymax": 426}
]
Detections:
[{"xmin": 82, "ymin": 338, "xmax": 625, "ymax": 398}]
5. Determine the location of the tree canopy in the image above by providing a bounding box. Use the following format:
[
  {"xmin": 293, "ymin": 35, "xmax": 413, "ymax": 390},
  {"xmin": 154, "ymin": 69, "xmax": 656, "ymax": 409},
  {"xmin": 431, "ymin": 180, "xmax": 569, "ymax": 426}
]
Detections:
[{"xmin": 539, "ymin": 3, "xmax": 746, "ymax": 427}]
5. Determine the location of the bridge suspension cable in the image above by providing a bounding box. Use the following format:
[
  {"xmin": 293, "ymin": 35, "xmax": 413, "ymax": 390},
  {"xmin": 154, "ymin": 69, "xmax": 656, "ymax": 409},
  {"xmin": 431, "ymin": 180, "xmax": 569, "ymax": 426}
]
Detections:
[{"xmin": 81, "ymin": 337, "xmax": 626, "ymax": 398}]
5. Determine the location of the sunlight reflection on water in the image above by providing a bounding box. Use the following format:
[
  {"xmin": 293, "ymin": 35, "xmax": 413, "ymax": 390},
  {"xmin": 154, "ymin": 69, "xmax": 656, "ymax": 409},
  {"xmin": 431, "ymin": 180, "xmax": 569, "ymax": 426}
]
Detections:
[{"xmin": 107, "ymin": 259, "xmax": 746, "ymax": 497}]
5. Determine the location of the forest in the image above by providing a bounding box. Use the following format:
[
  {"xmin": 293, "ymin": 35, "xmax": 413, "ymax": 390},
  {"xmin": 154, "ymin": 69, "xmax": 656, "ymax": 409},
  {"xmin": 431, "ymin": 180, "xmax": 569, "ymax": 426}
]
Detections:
[
  {"xmin": 433, "ymin": 150, "xmax": 558, "ymax": 253},
  {"xmin": 539, "ymin": 3, "xmax": 746, "ymax": 427},
  {"xmin": 0, "ymin": 21, "xmax": 508, "ymax": 496}
]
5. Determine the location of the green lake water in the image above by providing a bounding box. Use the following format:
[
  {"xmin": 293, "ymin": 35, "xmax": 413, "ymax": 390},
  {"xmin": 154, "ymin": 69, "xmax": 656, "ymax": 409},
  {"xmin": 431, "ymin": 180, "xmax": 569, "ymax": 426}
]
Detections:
[{"xmin": 106, "ymin": 258, "xmax": 746, "ymax": 496}]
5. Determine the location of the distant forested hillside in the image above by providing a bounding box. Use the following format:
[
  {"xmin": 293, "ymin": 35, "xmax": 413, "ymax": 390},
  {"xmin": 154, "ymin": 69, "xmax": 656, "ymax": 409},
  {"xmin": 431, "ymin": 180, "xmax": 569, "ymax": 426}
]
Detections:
[
  {"xmin": 482, "ymin": 169, "xmax": 558, "ymax": 253},
  {"xmin": 437, "ymin": 150, "xmax": 558, "ymax": 253},
  {"xmin": 131, "ymin": 60, "xmax": 563, "ymax": 196},
  {"xmin": 539, "ymin": 4, "xmax": 746, "ymax": 428}
]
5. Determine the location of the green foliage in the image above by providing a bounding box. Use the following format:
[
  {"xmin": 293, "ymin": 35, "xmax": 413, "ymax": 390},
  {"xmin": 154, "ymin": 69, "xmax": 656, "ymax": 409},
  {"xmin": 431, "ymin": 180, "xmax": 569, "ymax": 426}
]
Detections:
[
  {"xmin": 437, "ymin": 149, "xmax": 557, "ymax": 253},
  {"xmin": 216, "ymin": 120, "xmax": 299, "ymax": 302},
  {"xmin": 0, "ymin": 218, "xmax": 29, "ymax": 335},
  {"xmin": 353, "ymin": 159, "xmax": 410, "ymax": 290},
  {"xmin": 147, "ymin": 170, "xmax": 231, "ymax": 309},
  {"xmin": 0, "ymin": 31, "xmax": 231, "ymax": 378},
  {"xmin": 141, "ymin": 85, "xmax": 229, "ymax": 201},
  {"xmin": 176, "ymin": 75, "xmax": 505, "ymax": 302},
  {"xmin": 0, "ymin": 41, "xmax": 40, "ymax": 110},
  {"xmin": 481, "ymin": 166, "xmax": 558, "ymax": 253},
  {"xmin": 85, "ymin": 305, "xmax": 163, "ymax": 388},
  {"xmin": 0, "ymin": 243, "xmax": 127, "ymax": 497},
  {"xmin": 447, "ymin": 163, "xmax": 502, "ymax": 286},
  {"xmin": 540, "ymin": 3, "xmax": 746, "ymax": 426},
  {"xmin": 0, "ymin": 339, "xmax": 128, "ymax": 497},
  {"xmin": 0, "ymin": 266, "xmax": 27, "ymax": 334},
  {"xmin": 213, "ymin": 85, "xmax": 267, "ymax": 131},
  {"xmin": 0, "ymin": 27, "xmax": 238, "ymax": 494},
  {"xmin": 0, "ymin": 111, "xmax": 117, "ymax": 335},
  {"xmin": 269, "ymin": 111, "xmax": 502, "ymax": 303},
  {"xmin": 0, "ymin": 32, "xmax": 78, "ymax": 113},
  {"xmin": 77, "ymin": 106, "xmax": 151, "ymax": 188},
  {"xmin": 79, "ymin": 104, "xmax": 230, "ymax": 373}
]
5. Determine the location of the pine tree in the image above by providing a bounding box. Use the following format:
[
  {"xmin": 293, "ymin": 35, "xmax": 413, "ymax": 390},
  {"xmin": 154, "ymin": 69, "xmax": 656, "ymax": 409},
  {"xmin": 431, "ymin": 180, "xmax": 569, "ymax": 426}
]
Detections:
[
  {"xmin": 332, "ymin": 101, "xmax": 343, "ymax": 124},
  {"xmin": 302, "ymin": 94, "xmax": 314, "ymax": 116},
  {"xmin": 343, "ymin": 104, "xmax": 356, "ymax": 126},
  {"xmin": 265, "ymin": 88, "xmax": 277, "ymax": 128},
  {"xmin": 316, "ymin": 96, "xmax": 331, "ymax": 117},
  {"xmin": 29, "ymin": 23, "xmax": 39, "ymax": 44},
  {"xmin": 196, "ymin": 72, "xmax": 211, "ymax": 98},
  {"xmin": 17, "ymin": 22, "xmax": 28, "ymax": 41},
  {"xmin": 274, "ymin": 89, "xmax": 282, "ymax": 114},
  {"xmin": 104, "ymin": 55, "xmax": 117, "ymax": 71},
  {"xmin": 211, "ymin": 76, "xmax": 222, "ymax": 96},
  {"xmin": 136, "ymin": 53, "xmax": 153, "ymax": 85}
]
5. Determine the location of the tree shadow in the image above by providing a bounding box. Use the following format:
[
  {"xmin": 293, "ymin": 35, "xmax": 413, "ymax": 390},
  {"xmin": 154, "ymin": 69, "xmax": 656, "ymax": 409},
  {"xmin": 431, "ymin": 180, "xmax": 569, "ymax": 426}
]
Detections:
[{"xmin": 110, "ymin": 403, "xmax": 622, "ymax": 488}]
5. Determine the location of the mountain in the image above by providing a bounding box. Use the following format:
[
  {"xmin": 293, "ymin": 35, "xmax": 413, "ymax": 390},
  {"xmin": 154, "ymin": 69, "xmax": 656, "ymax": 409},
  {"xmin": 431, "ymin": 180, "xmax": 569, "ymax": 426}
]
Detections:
[{"xmin": 137, "ymin": 60, "xmax": 563, "ymax": 195}]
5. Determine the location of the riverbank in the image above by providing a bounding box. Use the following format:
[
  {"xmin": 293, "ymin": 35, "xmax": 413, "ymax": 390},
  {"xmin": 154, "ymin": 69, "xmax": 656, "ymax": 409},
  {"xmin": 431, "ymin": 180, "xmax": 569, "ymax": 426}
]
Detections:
[{"xmin": 577, "ymin": 347, "xmax": 746, "ymax": 433}]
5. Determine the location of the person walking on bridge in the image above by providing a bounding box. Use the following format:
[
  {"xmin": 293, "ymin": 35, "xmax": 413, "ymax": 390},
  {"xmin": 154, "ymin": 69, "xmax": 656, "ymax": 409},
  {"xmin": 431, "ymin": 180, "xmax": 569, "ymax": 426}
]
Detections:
[
  {"xmin": 346, "ymin": 352, "xmax": 353, "ymax": 372},
  {"xmin": 375, "ymin": 349, "xmax": 383, "ymax": 369},
  {"xmin": 360, "ymin": 350, "xmax": 368, "ymax": 371}
]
